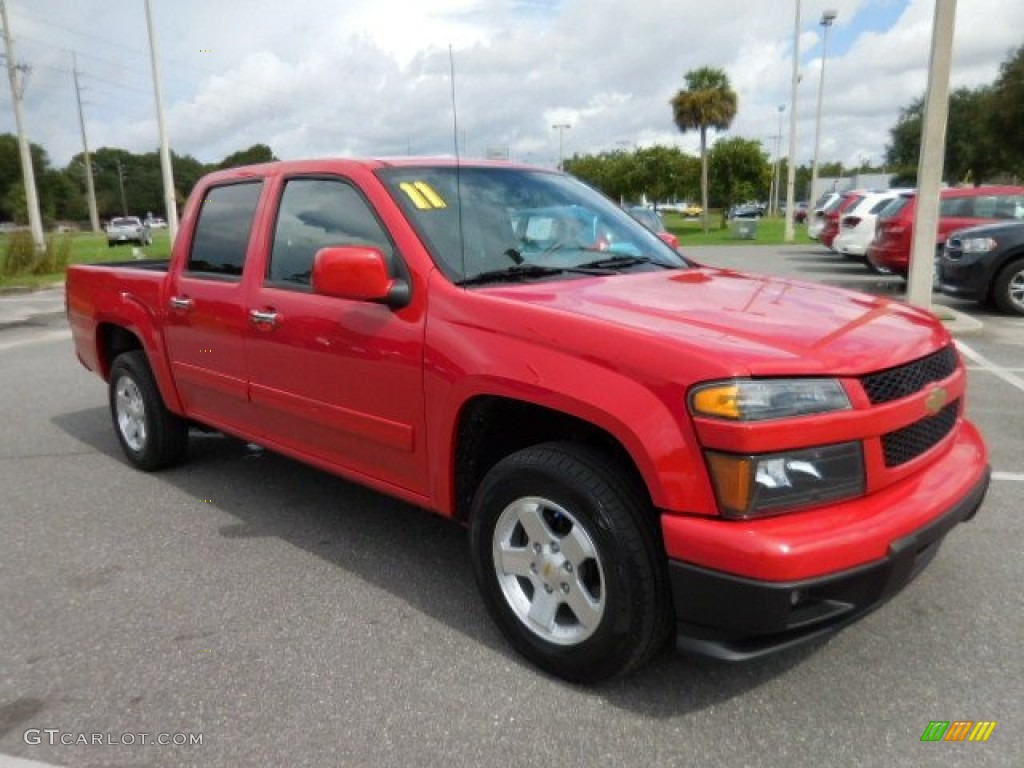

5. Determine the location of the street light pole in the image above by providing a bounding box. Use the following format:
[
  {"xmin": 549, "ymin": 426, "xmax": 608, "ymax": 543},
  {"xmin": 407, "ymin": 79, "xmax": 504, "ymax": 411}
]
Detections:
[
  {"xmin": 783, "ymin": 0, "xmax": 802, "ymax": 242},
  {"xmin": 552, "ymin": 123, "xmax": 571, "ymax": 170},
  {"xmin": 906, "ymin": 0, "xmax": 957, "ymax": 309},
  {"xmin": 810, "ymin": 9, "xmax": 838, "ymax": 207},
  {"xmin": 772, "ymin": 104, "xmax": 785, "ymax": 216}
]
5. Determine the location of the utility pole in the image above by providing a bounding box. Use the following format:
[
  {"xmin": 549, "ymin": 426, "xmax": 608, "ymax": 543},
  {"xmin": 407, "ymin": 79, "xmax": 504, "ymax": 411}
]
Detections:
[
  {"xmin": 552, "ymin": 123, "xmax": 570, "ymax": 170},
  {"xmin": 0, "ymin": 0, "xmax": 45, "ymax": 252},
  {"xmin": 72, "ymin": 53, "xmax": 100, "ymax": 232},
  {"xmin": 906, "ymin": 0, "xmax": 957, "ymax": 309},
  {"xmin": 115, "ymin": 158, "xmax": 127, "ymax": 215},
  {"xmin": 783, "ymin": 0, "xmax": 802, "ymax": 242},
  {"xmin": 145, "ymin": 0, "xmax": 178, "ymax": 241}
]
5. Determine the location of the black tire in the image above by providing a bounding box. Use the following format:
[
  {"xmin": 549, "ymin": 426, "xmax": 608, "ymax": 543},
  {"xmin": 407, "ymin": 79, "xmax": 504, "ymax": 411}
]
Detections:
[
  {"xmin": 864, "ymin": 258, "xmax": 894, "ymax": 276},
  {"xmin": 992, "ymin": 258, "xmax": 1024, "ymax": 316},
  {"xmin": 108, "ymin": 350, "xmax": 189, "ymax": 471},
  {"xmin": 469, "ymin": 442, "xmax": 671, "ymax": 683}
]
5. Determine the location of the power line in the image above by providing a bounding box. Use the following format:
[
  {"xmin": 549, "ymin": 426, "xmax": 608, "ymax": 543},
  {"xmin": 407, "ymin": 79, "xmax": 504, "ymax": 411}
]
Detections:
[{"xmin": 11, "ymin": 7, "xmax": 221, "ymax": 81}]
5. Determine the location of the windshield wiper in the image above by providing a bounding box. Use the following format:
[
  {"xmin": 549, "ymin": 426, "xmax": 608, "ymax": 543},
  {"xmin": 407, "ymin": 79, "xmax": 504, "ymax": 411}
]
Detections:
[
  {"xmin": 574, "ymin": 255, "xmax": 674, "ymax": 270},
  {"xmin": 456, "ymin": 263, "xmax": 606, "ymax": 287}
]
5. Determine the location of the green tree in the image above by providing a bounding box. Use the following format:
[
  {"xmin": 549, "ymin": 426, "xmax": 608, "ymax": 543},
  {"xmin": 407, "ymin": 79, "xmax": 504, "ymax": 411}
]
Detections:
[
  {"xmin": 0, "ymin": 134, "xmax": 50, "ymax": 222},
  {"xmin": 218, "ymin": 143, "xmax": 277, "ymax": 169},
  {"xmin": 886, "ymin": 88, "xmax": 1001, "ymax": 185},
  {"xmin": 987, "ymin": 44, "xmax": 1024, "ymax": 177},
  {"xmin": 564, "ymin": 146, "xmax": 701, "ymax": 205},
  {"xmin": 670, "ymin": 67, "xmax": 738, "ymax": 231},
  {"xmin": 708, "ymin": 137, "xmax": 770, "ymax": 210}
]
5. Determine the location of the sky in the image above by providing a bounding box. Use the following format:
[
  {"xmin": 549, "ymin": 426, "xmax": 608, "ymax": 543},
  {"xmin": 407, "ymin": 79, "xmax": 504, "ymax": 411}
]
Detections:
[{"xmin": 2, "ymin": 0, "xmax": 1022, "ymax": 174}]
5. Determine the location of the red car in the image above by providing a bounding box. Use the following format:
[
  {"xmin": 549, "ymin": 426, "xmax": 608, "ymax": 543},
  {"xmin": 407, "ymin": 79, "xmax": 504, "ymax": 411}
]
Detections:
[
  {"xmin": 820, "ymin": 191, "xmax": 865, "ymax": 251},
  {"xmin": 66, "ymin": 158, "xmax": 989, "ymax": 682},
  {"xmin": 867, "ymin": 186, "xmax": 1024, "ymax": 276}
]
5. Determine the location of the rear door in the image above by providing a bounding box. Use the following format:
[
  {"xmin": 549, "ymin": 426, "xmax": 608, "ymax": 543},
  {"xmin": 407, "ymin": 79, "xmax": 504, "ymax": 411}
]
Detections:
[
  {"xmin": 244, "ymin": 175, "xmax": 430, "ymax": 498},
  {"xmin": 163, "ymin": 181, "xmax": 264, "ymax": 433}
]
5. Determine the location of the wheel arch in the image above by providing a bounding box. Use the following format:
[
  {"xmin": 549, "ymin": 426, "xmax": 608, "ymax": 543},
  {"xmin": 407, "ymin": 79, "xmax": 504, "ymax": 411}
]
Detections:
[
  {"xmin": 449, "ymin": 395, "xmax": 658, "ymax": 525},
  {"xmin": 988, "ymin": 250, "xmax": 1024, "ymax": 301},
  {"xmin": 95, "ymin": 319, "xmax": 184, "ymax": 415}
]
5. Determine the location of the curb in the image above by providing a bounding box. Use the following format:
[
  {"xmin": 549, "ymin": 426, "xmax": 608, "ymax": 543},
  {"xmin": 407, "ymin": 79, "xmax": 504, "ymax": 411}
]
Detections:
[{"xmin": 931, "ymin": 305, "xmax": 984, "ymax": 336}]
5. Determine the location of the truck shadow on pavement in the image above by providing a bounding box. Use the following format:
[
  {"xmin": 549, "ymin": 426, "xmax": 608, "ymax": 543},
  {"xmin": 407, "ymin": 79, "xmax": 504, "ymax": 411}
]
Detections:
[{"xmin": 52, "ymin": 406, "xmax": 825, "ymax": 718}]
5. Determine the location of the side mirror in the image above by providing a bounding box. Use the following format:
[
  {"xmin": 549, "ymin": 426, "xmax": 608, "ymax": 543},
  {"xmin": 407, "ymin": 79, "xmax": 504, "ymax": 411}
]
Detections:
[{"xmin": 311, "ymin": 246, "xmax": 410, "ymax": 308}]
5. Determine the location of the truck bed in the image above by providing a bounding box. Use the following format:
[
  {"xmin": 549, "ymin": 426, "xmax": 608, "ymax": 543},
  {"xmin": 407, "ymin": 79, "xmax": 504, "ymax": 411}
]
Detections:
[{"xmin": 66, "ymin": 261, "xmax": 170, "ymax": 378}]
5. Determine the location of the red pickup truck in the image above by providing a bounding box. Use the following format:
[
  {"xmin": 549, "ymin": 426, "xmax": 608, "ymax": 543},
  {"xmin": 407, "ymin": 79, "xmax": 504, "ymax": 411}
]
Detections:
[{"xmin": 67, "ymin": 158, "xmax": 990, "ymax": 682}]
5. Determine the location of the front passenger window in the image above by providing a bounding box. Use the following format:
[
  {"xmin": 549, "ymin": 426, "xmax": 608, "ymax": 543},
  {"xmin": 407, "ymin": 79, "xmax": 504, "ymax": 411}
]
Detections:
[{"xmin": 269, "ymin": 179, "xmax": 394, "ymax": 287}]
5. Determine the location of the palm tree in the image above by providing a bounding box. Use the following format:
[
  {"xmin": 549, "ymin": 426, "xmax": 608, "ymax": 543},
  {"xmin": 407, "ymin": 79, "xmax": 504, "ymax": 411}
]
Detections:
[{"xmin": 671, "ymin": 68, "xmax": 738, "ymax": 232}]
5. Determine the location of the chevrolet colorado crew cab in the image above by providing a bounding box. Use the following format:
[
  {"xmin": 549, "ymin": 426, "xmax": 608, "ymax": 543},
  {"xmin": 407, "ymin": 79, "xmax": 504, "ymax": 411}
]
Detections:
[{"xmin": 67, "ymin": 158, "xmax": 990, "ymax": 682}]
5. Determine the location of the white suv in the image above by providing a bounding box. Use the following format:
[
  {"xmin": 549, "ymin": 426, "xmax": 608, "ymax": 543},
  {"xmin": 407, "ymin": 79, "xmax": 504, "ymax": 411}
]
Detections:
[{"xmin": 833, "ymin": 192, "xmax": 900, "ymax": 258}]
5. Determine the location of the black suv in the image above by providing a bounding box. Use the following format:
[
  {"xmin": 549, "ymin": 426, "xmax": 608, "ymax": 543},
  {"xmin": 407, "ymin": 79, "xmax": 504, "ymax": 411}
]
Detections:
[{"xmin": 938, "ymin": 220, "xmax": 1024, "ymax": 316}]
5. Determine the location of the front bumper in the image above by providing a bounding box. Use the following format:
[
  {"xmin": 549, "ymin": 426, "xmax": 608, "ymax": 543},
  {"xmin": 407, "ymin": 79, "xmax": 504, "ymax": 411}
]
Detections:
[
  {"xmin": 667, "ymin": 466, "xmax": 989, "ymax": 660},
  {"xmin": 937, "ymin": 256, "xmax": 989, "ymax": 301},
  {"xmin": 866, "ymin": 244, "xmax": 908, "ymax": 276}
]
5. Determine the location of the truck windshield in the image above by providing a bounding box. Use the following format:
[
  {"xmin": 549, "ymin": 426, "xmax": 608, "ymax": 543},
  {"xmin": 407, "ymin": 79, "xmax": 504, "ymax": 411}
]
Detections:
[{"xmin": 377, "ymin": 166, "xmax": 689, "ymax": 284}]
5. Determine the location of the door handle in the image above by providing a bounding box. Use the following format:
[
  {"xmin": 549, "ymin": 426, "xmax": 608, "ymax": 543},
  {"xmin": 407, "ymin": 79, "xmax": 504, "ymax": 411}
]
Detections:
[
  {"xmin": 169, "ymin": 296, "xmax": 193, "ymax": 311},
  {"xmin": 249, "ymin": 309, "xmax": 280, "ymax": 328}
]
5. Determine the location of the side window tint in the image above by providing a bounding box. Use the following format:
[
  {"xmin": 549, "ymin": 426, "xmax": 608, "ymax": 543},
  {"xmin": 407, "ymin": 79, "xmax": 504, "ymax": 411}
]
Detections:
[
  {"xmin": 940, "ymin": 196, "xmax": 972, "ymax": 217},
  {"xmin": 188, "ymin": 182, "xmax": 263, "ymax": 277},
  {"xmin": 992, "ymin": 195, "xmax": 1021, "ymax": 219},
  {"xmin": 972, "ymin": 196, "xmax": 997, "ymax": 218},
  {"xmin": 269, "ymin": 178, "xmax": 393, "ymax": 287}
]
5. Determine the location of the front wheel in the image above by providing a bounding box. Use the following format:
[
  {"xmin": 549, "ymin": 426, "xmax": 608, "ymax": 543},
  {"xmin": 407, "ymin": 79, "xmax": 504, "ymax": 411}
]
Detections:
[
  {"xmin": 469, "ymin": 442, "xmax": 671, "ymax": 683},
  {"xmin": 992, "ymin": 259, "xmax": 1024, "ymax": 316},
  {"xmin": 109, "ymin": 350, "xmax": 189, "ymax": 470}
]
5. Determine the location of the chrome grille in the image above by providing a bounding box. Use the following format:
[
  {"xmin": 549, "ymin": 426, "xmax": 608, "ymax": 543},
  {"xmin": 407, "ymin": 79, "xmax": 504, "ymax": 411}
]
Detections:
[
  {"xmin": 881, "ymin": 401, "xmax": 959, "ymax": 467},
  {"xmin": 861, "ymin": 346, "xmax": 958, "ymax": 405}
]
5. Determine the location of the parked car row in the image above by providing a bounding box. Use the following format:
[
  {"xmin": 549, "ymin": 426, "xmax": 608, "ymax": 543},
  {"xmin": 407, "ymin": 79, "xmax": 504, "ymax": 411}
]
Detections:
[{"xmin": 811, "ymin": 185, "xmax": 1024, "ymax": 315}]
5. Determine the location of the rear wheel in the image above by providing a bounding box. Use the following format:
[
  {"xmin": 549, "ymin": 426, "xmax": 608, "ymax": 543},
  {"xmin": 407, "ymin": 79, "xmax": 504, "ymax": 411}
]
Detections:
[
  {"xmin": 469, "ymin": 442, "xmax": 671, "ymax": 683},
  {"xmin": 109, "ymin": 350, "xmax": 189, "ymax": 470},
  {"xmin": 992, "ymin": 258, "xmax": 1024, "ymax": 316}
]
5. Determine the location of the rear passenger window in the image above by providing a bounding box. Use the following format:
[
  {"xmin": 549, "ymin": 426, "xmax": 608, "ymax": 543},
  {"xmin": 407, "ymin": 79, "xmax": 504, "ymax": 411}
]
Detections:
[
  {"xmin": 940, "ymin": 196, "xmax": 973, "ymax": 217},
  {"xmin": 268, "ymin": 178, "xmax": 393, "ymax": 287},
  {"xmin": 972, "ymin": 196, "xmax": 997, "ymax": 218},
  {"xmin": 188, "ymin": 182, "xmax": 263, "ymax": 278}
]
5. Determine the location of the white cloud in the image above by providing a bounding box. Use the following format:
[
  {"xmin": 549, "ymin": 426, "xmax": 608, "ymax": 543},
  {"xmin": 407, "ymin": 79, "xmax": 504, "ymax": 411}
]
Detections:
[{"xmin": 3, "ymin": 0, "xmax": 1022, "ymax": 176}]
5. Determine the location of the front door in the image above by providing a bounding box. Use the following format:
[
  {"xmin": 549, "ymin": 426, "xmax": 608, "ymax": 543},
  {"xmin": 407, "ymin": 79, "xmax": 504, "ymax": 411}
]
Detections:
[{"xmin": 245, "ymin": 176, "xmax": 429, "ymax": 498}]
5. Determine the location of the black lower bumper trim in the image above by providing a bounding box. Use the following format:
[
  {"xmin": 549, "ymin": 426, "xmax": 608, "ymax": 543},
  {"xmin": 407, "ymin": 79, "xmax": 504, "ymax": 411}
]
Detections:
[{"xmin": 670, "ymin": 466, "xmax": 991, "ymax": 661}]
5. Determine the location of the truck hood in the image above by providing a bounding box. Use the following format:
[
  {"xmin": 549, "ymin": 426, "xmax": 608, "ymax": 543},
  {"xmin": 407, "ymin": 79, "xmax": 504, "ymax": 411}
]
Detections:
[{"xmin": 479, "ymin": 267, "xmax": 950, "ymax": 377}]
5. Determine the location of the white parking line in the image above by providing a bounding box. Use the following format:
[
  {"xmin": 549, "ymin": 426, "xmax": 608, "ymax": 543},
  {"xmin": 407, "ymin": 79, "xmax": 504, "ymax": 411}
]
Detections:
[
  {"xmin": 956, "ymin": 340, "xmax": 1024, "ymax": 394},
  {"xmin": 0, "ymin": 329, "xmax": 71, "ymax": 353},
  {"xmin": 992, "ymin": 472, "xmax": 1024, "ymax": 482}
]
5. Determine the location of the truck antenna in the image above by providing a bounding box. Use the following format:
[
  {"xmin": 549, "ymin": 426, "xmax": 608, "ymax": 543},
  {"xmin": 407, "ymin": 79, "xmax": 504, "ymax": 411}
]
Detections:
[{"xmin": 449, "ymin": 45, "xmax": 466, "ymax": 282}]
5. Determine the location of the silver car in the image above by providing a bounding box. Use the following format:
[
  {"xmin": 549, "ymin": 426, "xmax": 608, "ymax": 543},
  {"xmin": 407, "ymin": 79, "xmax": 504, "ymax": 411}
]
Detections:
[{"xmin": 106, "ymin": 216, "xmax": 152, "ymax": 247}]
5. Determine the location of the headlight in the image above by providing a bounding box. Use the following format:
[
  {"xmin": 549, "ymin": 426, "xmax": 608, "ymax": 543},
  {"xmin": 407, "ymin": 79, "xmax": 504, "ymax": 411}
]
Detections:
[
  {"xmin": 689, "ymin": 379, "xmax": 850, "ymax": 421},
  {"xmin": 955, "ymin": 237, "xmax": 997, "ymax": 254},
  {"xmin": 705, "ymin": 442, "xmax": 865, "ymax": 518}
]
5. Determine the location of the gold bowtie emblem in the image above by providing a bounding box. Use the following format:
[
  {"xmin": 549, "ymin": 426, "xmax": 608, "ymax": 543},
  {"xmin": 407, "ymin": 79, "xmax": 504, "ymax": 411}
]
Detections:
[{"xmin": 924, "ymin": 386, "xmax": 948, "ymax": 416}]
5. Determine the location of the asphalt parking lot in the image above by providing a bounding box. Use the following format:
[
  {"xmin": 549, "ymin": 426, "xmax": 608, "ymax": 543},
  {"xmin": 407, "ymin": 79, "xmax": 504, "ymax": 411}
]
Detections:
[{"xmin": 0, "ymin": 248, "xmax": 1020, "ymax": 767}]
